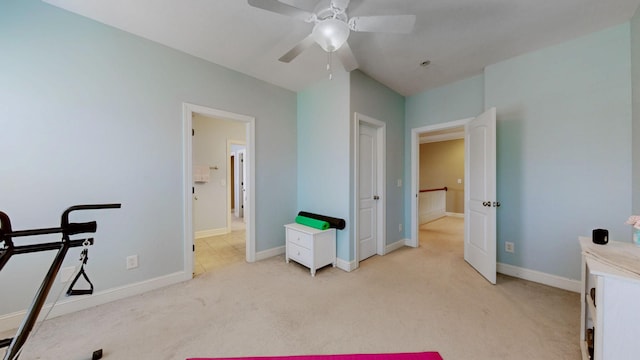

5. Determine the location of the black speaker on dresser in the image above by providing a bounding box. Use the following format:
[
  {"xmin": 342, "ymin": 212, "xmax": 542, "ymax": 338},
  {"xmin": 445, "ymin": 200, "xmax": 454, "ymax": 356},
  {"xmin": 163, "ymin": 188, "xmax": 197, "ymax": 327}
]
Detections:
[{"xmin": 592, "ymin": 228, "xmax": 609, "ymax": 245}]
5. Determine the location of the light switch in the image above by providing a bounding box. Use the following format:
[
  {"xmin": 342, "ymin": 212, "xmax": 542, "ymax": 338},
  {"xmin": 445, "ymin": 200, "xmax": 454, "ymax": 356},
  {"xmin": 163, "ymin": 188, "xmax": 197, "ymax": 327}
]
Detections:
[
  {"xmin": 397, "ymin": 179, "xmax": 402, "ymax": 187},
  {"xmin": 457, "ymin": 179, "xmax": 462, "ymax": 184}
]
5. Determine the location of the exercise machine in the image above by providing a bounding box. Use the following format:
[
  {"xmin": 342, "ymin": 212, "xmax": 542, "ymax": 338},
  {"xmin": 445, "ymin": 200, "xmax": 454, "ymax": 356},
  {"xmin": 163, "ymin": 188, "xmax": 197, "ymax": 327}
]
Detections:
[{"xmin": 0, "ymin": 204, "xmax": 121, "ymax": 360}]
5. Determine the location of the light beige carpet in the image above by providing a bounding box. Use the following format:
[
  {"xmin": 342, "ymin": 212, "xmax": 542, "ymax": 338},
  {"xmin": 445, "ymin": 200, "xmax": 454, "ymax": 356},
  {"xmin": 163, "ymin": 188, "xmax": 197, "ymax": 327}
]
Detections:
[{"xmin": 1, "ymin": 217, "xmax": 580, "ymax": 359}]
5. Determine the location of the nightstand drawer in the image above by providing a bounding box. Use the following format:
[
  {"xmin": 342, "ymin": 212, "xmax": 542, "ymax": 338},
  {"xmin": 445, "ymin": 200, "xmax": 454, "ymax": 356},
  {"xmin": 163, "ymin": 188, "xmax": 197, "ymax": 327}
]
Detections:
[
  {"xmin": 286, "ymin": 228, "xmax": 312, "ymax": 249},
  {"xmin": 287, "ymin": 242, "xmax": 312, "ymax": 266}
]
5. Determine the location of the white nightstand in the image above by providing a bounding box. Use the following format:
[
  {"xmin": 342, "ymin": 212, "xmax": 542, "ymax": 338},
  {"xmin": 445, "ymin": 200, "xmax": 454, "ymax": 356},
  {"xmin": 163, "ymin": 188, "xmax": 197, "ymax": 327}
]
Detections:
[{"xmin": 284, "ymin": 223, "xmax": 336, "ymax": 276}]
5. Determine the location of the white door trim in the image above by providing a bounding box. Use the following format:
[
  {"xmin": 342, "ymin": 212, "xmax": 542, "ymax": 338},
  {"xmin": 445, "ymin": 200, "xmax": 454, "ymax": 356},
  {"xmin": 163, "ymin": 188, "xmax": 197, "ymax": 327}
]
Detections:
[
  {"xmin": 183, "ymin": 103, "xmax": 256, "ymax": 281},
  {"xmin": 409, "ymin": 118, "xmax": 472, "ymax": 248},
  {"xmin": 353, "ymin": 112, "xmax": 386, "ymax": 266}
]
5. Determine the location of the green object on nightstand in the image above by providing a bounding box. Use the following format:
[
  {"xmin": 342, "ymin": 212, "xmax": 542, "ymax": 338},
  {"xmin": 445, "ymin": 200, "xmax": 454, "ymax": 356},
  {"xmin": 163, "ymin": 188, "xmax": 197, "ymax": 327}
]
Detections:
[{"xmin": 295, "ymin": 215, "xmax": 330, "ymax": 230}]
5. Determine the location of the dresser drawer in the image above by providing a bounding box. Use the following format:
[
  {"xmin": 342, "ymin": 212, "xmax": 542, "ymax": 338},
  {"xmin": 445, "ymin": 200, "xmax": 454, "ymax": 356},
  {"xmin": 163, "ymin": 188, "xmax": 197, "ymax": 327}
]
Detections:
[
  {"xmin": 286, "ymin": 228, "xmax": 313, "ymax": 249},
  {"xmin": 287, "ymin": 242, "xmax": 312, "ymax": 266}
]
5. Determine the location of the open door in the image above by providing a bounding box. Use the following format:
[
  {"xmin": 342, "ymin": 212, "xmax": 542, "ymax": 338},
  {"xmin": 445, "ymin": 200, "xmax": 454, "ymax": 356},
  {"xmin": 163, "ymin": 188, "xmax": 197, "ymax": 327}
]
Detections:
[
  {"xmin": 464, "ymin": 107, "xmax": 497, "ymax": 284},
  {"xmin": 237, "ymin": 149, "xmax": 245, "ymax": 219}
]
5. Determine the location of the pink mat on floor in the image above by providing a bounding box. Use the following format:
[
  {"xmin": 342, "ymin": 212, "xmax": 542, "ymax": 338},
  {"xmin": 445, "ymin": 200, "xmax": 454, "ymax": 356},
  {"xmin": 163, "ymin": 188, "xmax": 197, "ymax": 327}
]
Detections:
[{"xmin": 188, "ymin": 352, "xmax": 442, "ymax": 360}]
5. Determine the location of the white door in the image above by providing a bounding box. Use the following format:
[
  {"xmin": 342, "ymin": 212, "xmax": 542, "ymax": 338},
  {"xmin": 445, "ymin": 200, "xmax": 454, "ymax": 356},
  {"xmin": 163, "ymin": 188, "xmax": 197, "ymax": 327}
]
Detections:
[
  {"xmin": 237, "ymin": 149, "xmax": 245, "ymax": 219},
  {"xmin": 358, "ymin": 123, "xmax": 378, "ymax": 261},
  {"xmin": 464, "ymin": 107, "xmax": 497, "ymax": 284}
]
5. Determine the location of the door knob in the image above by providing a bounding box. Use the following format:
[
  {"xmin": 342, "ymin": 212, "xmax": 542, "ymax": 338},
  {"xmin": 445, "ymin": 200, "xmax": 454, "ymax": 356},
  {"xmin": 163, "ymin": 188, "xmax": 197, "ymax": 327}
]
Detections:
[
  {"xmin": 493, "ymin": 201, "xmax": 501, "ymax": 207},
  {"xmin": 373, "ymin": 195, "xmax": 380, "ymax": 200},
  {"xmin": 482, "ymin": 201, "xmax": 490, "ymax": 207}
]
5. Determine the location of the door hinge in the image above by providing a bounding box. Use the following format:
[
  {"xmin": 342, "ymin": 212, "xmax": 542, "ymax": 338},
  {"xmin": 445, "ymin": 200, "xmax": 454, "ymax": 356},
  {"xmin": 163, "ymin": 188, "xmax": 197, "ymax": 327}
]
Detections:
[
  {"xmin": 192, "ymin": 129, "xmax": 194, "ymax": 136},
  {"xmin": 192, "ymin": 244, "xmax": 195, "ymax": 252},
  {"xmin": 192, "ymin": 187, "xmax": 194, "ymax": 194}
]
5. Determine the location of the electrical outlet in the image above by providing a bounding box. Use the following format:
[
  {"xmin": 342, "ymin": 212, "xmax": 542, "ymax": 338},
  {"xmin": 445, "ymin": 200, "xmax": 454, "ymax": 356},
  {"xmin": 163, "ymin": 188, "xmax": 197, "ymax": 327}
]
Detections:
[
  {"xmin": 399, "ymin": 223, "xmax": 403, "ymax": 232},
  {"xmin": 505, "ymin": 242, "xmax": 515, "ymax": 253},
  {"xmin": 126, "ymin": 255, "xmax": 139, "ymax": 270}
]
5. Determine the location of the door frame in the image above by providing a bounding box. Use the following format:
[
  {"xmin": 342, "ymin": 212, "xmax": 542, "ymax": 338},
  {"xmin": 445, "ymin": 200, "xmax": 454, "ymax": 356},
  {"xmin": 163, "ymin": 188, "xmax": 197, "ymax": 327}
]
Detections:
[
  {"xmin": 182, "ymin": 103, "xmax": 256, "ymax": 281},
  {"xmin": 353, "ymin": 112, "xmax": 386, "ymax": 266},
  {"xmin": 409, "ymin": 118, "xmax": 472, "ymax": 248}
]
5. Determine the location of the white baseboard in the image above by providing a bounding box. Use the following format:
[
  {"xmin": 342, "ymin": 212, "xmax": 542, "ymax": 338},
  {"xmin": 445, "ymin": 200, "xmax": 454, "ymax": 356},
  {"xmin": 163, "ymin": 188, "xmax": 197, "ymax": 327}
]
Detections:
[
  {"xmin": 445, "ymin": 212, "xmax": 464, "ymax": 218},
  {"xmin": 497, "ymin": 263, "xmax": 581, "ymax": 293},
  {"xmin": 0, "ymin": 271, "xmax": 187, "ymax": 333},
  {"xmin": 336, "ymin": 239, "xmax": 408, "ymax": 272},
  {"xmin": 336, "ymin": 257, "xmax": 356, "ymax": 272},
  {"xmin": 257, "ymin": 244, "xmax": 355, "ymax": 273},
  {"xmin": 384, "ymin": 239, "xmax": 406, "ymax": 254},
  {"xmin": 420, "ymin": 213, "xmax": 445, "ymax": 224},
  {"xmin": 255, "ymin": 245, "xmax": 284, "ymax": 261},
  {"xmin": 195, "ymin": 228, "xmax": 228, "ymax": 239}
]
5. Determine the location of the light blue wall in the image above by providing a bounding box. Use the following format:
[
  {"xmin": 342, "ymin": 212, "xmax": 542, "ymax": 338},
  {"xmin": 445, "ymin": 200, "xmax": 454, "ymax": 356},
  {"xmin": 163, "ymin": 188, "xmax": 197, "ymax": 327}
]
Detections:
[
  {"xmin": 405, "ymin": 74, "xmax": 485, "ymax": 129},
  {"xmin": 297, "ymin": 70, "xmax": 404, "ymax": 262},
  {"xmin": 404, "ymin": 24, "xmax": 633, "ymax": 281},
  {"xmin": 632, "ymin": 8, "xmax": 640, "ymax": 215},
  {"xmin": 297, "ymin": 70, "xmax": 351, "ymax": 260},
  {"xmin": 0, "ymin": 0, "xmax": 296, "ymax": 315},
  {"xmin": 403, "ymin": 75, "xmax": 485, "ymax": 236},
  {"xmin": 350, "ymin": 70, "xmax": 406, "ymax": 248},
  {"xmin": 485, "ymin": 24, "xmax": 632, "ymax": 280}
]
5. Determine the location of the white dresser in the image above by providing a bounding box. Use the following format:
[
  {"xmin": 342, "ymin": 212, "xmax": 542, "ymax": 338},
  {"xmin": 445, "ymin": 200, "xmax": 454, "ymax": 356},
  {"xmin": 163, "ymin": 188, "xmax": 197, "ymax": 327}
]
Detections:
[
  {"xmin": 285, "ymin": 223, "xmax": 336, "ymax": 276},
  {"xmin": 579, "ymin": 237, "xmax": 640, "ymax": 360}
]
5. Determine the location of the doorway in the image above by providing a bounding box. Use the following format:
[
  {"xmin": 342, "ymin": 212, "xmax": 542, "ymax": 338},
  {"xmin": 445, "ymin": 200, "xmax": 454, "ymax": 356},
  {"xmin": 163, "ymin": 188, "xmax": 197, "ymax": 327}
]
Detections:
[
  {"xmin": 182, "ymin": 103, "xmax": 256, "ymax": 280},
  {"xmin": 418, "ymin": 128, "xmax": 465, "ymax": 221},
  {"xmin": 410, "ymin": 108, "xmax": 497, "ymax": 284},
  {"xmin": 353, "ymin": 112, "xmax": 386, "ymax": 265},
  {"xmin": 417, "ymin": 127, "xmax": 465, "ymax": 263}
]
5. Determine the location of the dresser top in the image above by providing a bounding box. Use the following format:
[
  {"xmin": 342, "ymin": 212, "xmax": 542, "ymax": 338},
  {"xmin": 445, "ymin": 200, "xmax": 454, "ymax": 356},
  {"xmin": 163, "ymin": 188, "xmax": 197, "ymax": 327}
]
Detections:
[
  {"xmin": 579, "ymin": 236, "xmax": 640, "ymax": 280},
  {"xmin": 285, "ymin": 223, "xmax": 336, "ymax": 235}
]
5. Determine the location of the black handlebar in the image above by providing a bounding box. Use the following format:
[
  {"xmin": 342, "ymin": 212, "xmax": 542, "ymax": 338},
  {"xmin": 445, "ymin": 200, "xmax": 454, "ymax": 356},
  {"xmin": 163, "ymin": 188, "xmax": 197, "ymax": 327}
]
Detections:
[
  {"xmin": 61, "ymin": 203, "xmax": 121, "ymax": 227},
  {"xmin": 1, "ymin": 203, "xmax": 121, "ymax": 241}
]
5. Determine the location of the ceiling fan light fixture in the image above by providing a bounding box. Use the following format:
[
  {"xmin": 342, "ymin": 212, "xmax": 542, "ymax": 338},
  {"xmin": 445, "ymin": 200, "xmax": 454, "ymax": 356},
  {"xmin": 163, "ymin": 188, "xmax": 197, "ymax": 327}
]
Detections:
[{"xmin": 312, "ymin": 18, "xmax": 350, "ymax": 52}]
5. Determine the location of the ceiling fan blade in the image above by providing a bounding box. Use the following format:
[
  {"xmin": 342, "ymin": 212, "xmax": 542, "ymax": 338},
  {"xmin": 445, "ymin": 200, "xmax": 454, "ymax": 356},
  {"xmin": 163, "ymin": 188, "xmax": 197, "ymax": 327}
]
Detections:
[
  {"xmin": 247, "ymin": 0, "xmax": 315, "ymax": 22},
  {"xmin": 348, "ymin": 15, "xmax": 416, "ymax": 33},
  {"xmin": 330, "ymin": 0, "xmax": 350, "ymax": 12},
  {"xmin": 287, "ymin": 0, "xmax": 322, "ymax": 12},
  {"xmin": 336, "ymin": 42, "xmax": 358, "ymax": 71},
  {"xmin": 278, "ymin": 34, "xmax": 316, "ymax": 63}
]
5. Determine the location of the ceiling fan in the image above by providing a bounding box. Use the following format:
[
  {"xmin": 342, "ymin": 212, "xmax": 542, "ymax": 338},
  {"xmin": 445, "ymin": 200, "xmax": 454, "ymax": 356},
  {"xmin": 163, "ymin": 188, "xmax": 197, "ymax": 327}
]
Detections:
[{"xmin": 247, "ymin": 0, "xmax": 416, "ymax": 72}]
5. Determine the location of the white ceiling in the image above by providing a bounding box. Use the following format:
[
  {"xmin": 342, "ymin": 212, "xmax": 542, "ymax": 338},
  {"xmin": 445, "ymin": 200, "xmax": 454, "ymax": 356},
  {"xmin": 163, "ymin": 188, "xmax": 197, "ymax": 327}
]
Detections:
[{"xmin": 43, "ymin": 0, "xmax": 640, "ymax": 96}]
